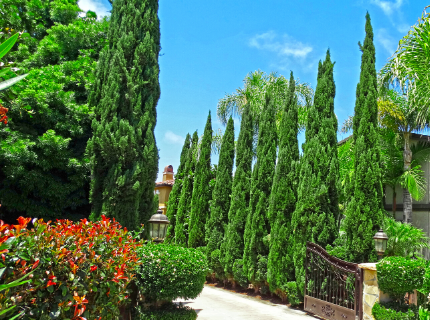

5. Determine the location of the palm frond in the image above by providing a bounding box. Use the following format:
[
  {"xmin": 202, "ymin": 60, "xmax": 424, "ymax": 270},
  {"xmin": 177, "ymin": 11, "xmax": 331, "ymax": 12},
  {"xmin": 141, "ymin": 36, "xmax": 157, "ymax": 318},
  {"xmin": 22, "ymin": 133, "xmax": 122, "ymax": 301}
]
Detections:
[{"xmin": 400, "ymin": 165, "xmax": 427, "ymax": 201}]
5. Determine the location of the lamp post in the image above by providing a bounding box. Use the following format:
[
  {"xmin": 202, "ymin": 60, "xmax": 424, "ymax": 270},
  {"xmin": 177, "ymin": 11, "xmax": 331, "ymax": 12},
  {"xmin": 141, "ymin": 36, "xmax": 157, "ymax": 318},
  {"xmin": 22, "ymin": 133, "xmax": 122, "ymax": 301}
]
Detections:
[
  {"xmin": 373, "ymin": 229, "xmax": 388, "ymax": 260},
  {"xmin": 148, "ymin": 210, "xmax": 170, "ymax": 243}
]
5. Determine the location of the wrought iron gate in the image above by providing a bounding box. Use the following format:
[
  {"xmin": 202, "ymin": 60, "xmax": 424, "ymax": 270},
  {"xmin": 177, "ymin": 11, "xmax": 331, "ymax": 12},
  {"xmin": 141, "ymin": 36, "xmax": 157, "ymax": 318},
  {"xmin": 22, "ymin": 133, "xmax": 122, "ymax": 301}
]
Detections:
[{"xmin": 304, "ymin": 242, "xmax": 363, "ymax": 320}]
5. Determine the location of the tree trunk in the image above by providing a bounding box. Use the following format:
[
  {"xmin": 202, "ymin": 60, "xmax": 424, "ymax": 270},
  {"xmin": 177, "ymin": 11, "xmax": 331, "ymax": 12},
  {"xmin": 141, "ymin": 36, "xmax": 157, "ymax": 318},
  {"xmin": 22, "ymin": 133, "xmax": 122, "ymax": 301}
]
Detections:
[
  {"xmin": 392, "ymin": 190, "xmax": 396, "ymax": 218},
  {"xmin": 403, "ymin": 133, "xmax": 413, "ymax": 223}
]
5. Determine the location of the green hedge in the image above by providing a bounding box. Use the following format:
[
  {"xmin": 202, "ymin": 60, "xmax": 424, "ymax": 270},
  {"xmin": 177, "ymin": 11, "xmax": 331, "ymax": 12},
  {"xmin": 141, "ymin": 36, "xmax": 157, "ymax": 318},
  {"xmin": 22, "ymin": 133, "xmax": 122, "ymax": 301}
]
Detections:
[
  {"xmin": 135, "ymin": 243, "xmax": 208, "ymax": 303},
  {"xmin": 377, "ymin": 257, "xmax": 426, "ymax": 301},
  {"xmin": 372, "ymin": 302, "xmax": 419, "ymax": 320},
  {"xmin": 137, "ymin": 303, "xmax": 197, "ymax": 320}
]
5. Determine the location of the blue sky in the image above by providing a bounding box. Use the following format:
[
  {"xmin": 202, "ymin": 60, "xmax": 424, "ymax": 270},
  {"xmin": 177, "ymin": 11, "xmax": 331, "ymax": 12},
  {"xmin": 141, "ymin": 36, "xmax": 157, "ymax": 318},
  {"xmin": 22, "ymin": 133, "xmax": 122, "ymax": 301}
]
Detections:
[{"xmin": 78, "ymin": 0, "xmax": 428, "ymax": 180}]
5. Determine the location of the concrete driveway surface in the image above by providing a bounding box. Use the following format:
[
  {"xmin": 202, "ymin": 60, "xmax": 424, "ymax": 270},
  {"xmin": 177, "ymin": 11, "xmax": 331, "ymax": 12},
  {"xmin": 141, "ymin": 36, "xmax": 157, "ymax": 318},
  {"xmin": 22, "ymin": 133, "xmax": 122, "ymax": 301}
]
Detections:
[{"xmin": 175, "ymin": 285, "xmax": 319, "ymax": 320}]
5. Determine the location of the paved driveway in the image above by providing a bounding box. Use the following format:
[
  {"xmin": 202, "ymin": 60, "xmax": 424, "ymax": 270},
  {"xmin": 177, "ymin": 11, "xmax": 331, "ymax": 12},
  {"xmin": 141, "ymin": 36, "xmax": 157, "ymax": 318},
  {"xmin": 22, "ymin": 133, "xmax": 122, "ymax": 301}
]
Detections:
[{"xmin": 176, "ymin": 285, "xmax": 319, "ymax": 320}]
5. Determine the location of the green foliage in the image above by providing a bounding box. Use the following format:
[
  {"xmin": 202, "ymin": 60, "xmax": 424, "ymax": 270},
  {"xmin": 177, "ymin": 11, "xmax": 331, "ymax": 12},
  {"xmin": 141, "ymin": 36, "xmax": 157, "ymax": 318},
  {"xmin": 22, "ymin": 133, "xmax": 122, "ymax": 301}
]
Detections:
[
  {"xmin": 135, "ymin": 243, "xmax": 208, "ymax": 303},
  {"xmin": 372, "ymin": 302, "xmax": 419, "ymax": 320},
  {"xmin": 267, "ymin": 71, "xmax": 299, "ymax": 293},
  {"xmin": 206, "ymin": 117, "xmax": 234, "ymax": 274},
  {"xmin": 188, "ymin": 112, "xmax": 213, "ymax": 248},
  {"xmin": 175, "ymin": 131, "xmax": 198, "ymax": 246},
  {"xmin": 344, "ymin": 13, "xmax": 383, "ymax": 262},
  {"xmin": 377, "ymin": 256, "xmax": 426, "ymax": 302},
  {"xmin": 243, "ymin": 95, "xmax": 277, "ymax": 287},
  {"xmin": 220, "ymin": 103, "xmax": 253, "ymax": 277},
  {"xmin": 282, "ymin": 281, "xmax": 301, "ymax": 307},
  {"xmin": 137, "ymin": 302, "xmax": 197, "ymax": 320},
  {"xmin": 0, "ymin": 57, "xmax": 98, "ymax": 221},
  {"xmin": 87, "ymin": 0, "xmax": 160, "ymax": 231},
  {"xmin": 0, "ymin": 1, "xmax": 108, "ymax": 222},
  {"xmin": 232, "ymin": 259, "xmax": 249, "ymax": 288},
  {"xmin": 26, "ymin": 18, "xmax": 109, "ymax": 68},
  {"xmin": 165, "ymin": 134, "xmax": 191, "ymax": 243},
  {"xmin": 292, "ymin": 50, "xmax": 339, "ymax": 295},
  {"xmin": 383, "ymin": 217, "xmax": 430, "ymax": 258}
]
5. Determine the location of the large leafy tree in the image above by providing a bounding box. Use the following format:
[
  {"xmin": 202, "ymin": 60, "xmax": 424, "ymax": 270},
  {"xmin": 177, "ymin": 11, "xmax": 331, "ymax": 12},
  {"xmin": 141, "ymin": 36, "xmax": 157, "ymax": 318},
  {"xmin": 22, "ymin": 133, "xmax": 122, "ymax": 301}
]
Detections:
[
  {"xmin": 243, "ymin": 95, "xmax": 277, "ymax": 291},
  {"xmin": 0, "ymin": 3, "xmax": 108, "ymax": 223},
  {"xmin": 206, "ymin": 117, "xmax": 235, "ymax": 275},
  {"xmin": 87, "ymin": 0, "xmax": 160, "ymax": 231},
  {"xmin": 165, "ymin": 133, "xmax": 191, "ymax": 243},
  {"xmin": 292, "ymin": 51, "xmax": 339, "ymax": 295},
  {"xmin": 188, "ymin": 112, "xmax": 213, "ymax": 248},
  {"xmin": 220, "ymin": 103, "xmax": 253, "ymax": 278},
  {"xmin": 344, "ymin": 13, "xmax": 383, "ymax": 263},
  {"xmin": 174, "ymin": 131, "xmax": 198, "ymax": 246},
  {"xmin": 267, "ymin": 71, "xmax": 299, "ymax": 294}
]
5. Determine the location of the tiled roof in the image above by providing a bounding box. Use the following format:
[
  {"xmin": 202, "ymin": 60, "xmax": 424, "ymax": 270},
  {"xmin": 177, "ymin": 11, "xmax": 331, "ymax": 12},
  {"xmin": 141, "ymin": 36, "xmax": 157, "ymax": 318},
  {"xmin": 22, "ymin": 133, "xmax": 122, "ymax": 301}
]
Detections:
[{"xmin": 155, "ymin": 179, "xmax": 174, "ymax": 187}]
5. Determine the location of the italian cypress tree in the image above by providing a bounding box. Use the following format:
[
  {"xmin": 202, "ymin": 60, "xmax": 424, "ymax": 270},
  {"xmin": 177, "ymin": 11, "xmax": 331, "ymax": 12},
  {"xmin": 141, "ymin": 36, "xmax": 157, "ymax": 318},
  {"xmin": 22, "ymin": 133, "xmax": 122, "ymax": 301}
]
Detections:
[
  {"xmin": 86, "ymin": 0, "xmax": 160, "ymax": 231},
  {"xmin": 267, "ymin": 72, "xmax": 299, "ymax": 293},
  {"xmin": 292, "ymin": 50, "xmax": 339, "ymax": 295},
  {"xmin": 175, "ymin": 131, "xmax": 198, "ymax": 246},
  {"xmin": 220, "ymin": 104, "xmax": 253, "ymax": 278},
  {"xmin": 243, "ymin": 95, "xmax": 277, "ymax": 290},
  {"xmin": 206, "ymin": 117, "xmax": 235, "ymax": 275},
  {"xmin": 188, "ymin": 112, "xmax": 213, "ymax": 248},
  {"xmin": 344, "ymin": 13, "xmax": 383, "ymax": 262},
  {"xmin": 165, "ymin": 133, "xmax": 191, "ymax": 243}
]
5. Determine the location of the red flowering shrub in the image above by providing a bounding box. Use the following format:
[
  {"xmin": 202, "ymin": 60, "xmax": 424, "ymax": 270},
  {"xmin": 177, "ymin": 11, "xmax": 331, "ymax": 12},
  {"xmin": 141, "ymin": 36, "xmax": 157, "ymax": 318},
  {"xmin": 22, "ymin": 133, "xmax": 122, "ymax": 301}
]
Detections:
[{"xmin": 0, "ymin": 215, "xmax": 143, "ymax": 319}]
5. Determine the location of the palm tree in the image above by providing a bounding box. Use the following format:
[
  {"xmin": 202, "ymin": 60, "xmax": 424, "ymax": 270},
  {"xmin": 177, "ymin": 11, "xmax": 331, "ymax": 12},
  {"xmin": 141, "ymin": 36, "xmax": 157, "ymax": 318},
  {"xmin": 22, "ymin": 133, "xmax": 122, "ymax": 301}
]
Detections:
[
  {"xmin": 378, "ymin": 89, "xmax": 430, "ymax": 223},
  {"xmin": 217, "ymin": 70, "xmax": 314, "ymax": 133},
  {"xmin": 379, "ymin": 6, "xmax": 430, "ymax": 115}
]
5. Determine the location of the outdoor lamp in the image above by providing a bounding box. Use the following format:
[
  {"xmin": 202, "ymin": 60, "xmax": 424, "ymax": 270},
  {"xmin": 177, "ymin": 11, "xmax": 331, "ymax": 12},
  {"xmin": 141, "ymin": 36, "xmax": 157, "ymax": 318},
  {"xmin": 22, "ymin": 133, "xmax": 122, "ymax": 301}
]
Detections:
[
  {"xmin": 148, "ymin": 210, "xmax": 170, "ymax": 243},
  {"xmin": 373, "ymin": 229, "xmax": 388, "ymax": 259}
]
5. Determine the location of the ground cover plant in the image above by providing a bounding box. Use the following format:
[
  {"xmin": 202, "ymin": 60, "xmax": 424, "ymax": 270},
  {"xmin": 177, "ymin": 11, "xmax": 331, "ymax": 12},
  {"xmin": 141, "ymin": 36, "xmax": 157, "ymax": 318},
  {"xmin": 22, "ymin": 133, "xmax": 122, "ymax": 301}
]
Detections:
[{"xmin": 0, "ymin": 215, "xmax": 142, "ymax": 319}]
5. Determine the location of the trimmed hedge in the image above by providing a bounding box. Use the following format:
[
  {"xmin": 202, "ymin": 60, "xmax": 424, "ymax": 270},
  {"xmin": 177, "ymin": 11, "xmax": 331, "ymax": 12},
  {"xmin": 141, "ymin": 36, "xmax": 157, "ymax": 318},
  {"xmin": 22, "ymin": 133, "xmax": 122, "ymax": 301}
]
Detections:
[
  {"xmin": 137, "ymin": 303, "xmax": 197, "ymax": 320},
  {"xmin": 135, "ymin": 243, "xmax": 208, "ymax": 303},
  {"xmin": 372, "ymin": 302, "xmax": 419, "ymax": 320},
  {"xmin": 377, "ymin": 257, "xmax": 426, "ymax": 301}
]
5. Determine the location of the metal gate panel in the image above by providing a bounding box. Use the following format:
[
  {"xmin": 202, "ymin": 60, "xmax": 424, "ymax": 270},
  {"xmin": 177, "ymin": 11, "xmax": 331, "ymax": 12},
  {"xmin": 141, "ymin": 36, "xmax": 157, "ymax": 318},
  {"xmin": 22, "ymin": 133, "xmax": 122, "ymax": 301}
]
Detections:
[{"xmin": 304, "ymin": 242, "xmax": 362, "ymax": 320}]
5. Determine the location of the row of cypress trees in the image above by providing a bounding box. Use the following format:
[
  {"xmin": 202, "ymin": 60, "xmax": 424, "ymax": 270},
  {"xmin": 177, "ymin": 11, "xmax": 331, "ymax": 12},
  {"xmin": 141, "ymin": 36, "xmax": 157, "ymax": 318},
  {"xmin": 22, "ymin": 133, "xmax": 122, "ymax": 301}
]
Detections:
[{"xmin": 165, "ymin": 12, "xmax": 382, "ymax": 302}]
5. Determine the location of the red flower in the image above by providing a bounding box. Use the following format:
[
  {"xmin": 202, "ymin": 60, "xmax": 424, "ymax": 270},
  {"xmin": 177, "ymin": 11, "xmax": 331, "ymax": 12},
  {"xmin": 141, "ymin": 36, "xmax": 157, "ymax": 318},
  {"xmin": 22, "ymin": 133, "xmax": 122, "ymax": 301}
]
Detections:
[
  {"xmin": 90, "ymin": 265, "xmax": 97, "ymax": 272},
  {"xmin": 46, "ymin": 280, "xmax": 57, "ymax": 287}
]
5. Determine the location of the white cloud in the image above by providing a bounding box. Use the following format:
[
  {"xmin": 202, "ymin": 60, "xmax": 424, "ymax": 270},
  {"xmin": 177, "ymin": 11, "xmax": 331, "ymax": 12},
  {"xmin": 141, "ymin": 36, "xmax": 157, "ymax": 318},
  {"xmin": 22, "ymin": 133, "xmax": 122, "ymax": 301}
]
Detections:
[
  {"xmin": 371, "ymin": 0, "xmax": 404, "ymax": 16},
  {"xmin": 164, "ymin": 131, "xmax": 184, "ymax": 145},
  {"xmin": 78, "ymin": 0, "xmax": 111, "ymax": 18},
  {"xmin": 376, "ymin": 28, "xmax": 397, "ymax": 55},
  {"xmin": 249, "ymin": 31, "xmax": 313, "ymax": 59}
]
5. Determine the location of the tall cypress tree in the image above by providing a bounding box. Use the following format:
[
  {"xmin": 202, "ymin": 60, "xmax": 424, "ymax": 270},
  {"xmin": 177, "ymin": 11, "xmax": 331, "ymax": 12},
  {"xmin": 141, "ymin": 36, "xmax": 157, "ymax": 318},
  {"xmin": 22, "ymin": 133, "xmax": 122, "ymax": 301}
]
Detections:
[
  {"xmin": 175, "ymin": 131, "xmax": 198, "ymax": 246},
  {"xmin": 267, "ymin": 72, "xmax": 299, "ymax": 293},
  {"xmin": 87, "ymin": 0, "xmax": 160, "ymax": 230},
  {"xmin": 220, "ymin": 104, "xmax": 253, "ymax": 278},
  {"xmin": 243, "ymin": 95, "xmax": 277, "ymax": 290},
  {"xmin": 344, "ymin": 13, "xmax": 383, "ymax": 262},
  {"xmin": 206, "ymin": 117, "xmax": 235, "ymax": 274},
  {"xmin": 165, "ymin": 133, "xmax": 191, "ymax": 243},
  {"xmin": 188, "ymin": 112, "xmax": 213, "ymax": 248},
  {"xmin": 292, "ymin": 50, "xmax": 339, "ymax": 295}
]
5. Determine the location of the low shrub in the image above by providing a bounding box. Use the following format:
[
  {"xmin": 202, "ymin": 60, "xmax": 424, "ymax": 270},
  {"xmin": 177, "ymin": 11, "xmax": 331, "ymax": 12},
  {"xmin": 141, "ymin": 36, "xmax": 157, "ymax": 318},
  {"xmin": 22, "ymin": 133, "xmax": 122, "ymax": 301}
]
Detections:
[
  {"xmin": 282, "ymin": 281, "xmax": 301, "ymax": 307},
  {"xmin": 232, "ymin": 259, "xmax": 248, "ymax": 288},
  {"xmin": 0, "ymin": 216, "xmax": 142, "ymax": 319},
  {"xmin": 372, "ymin": 302, "xmax": 419, "ymax": 320},
  {"xmin": 377, "ymin": 256, "xmax": 426, "ymax": 302},
  {"xmin": 137, "ymin": 302, "xmax": 197, "ymax": 320},
  {"xmin": 135, "ymin": 243, "xmax": 208, "ymax": 304}
]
